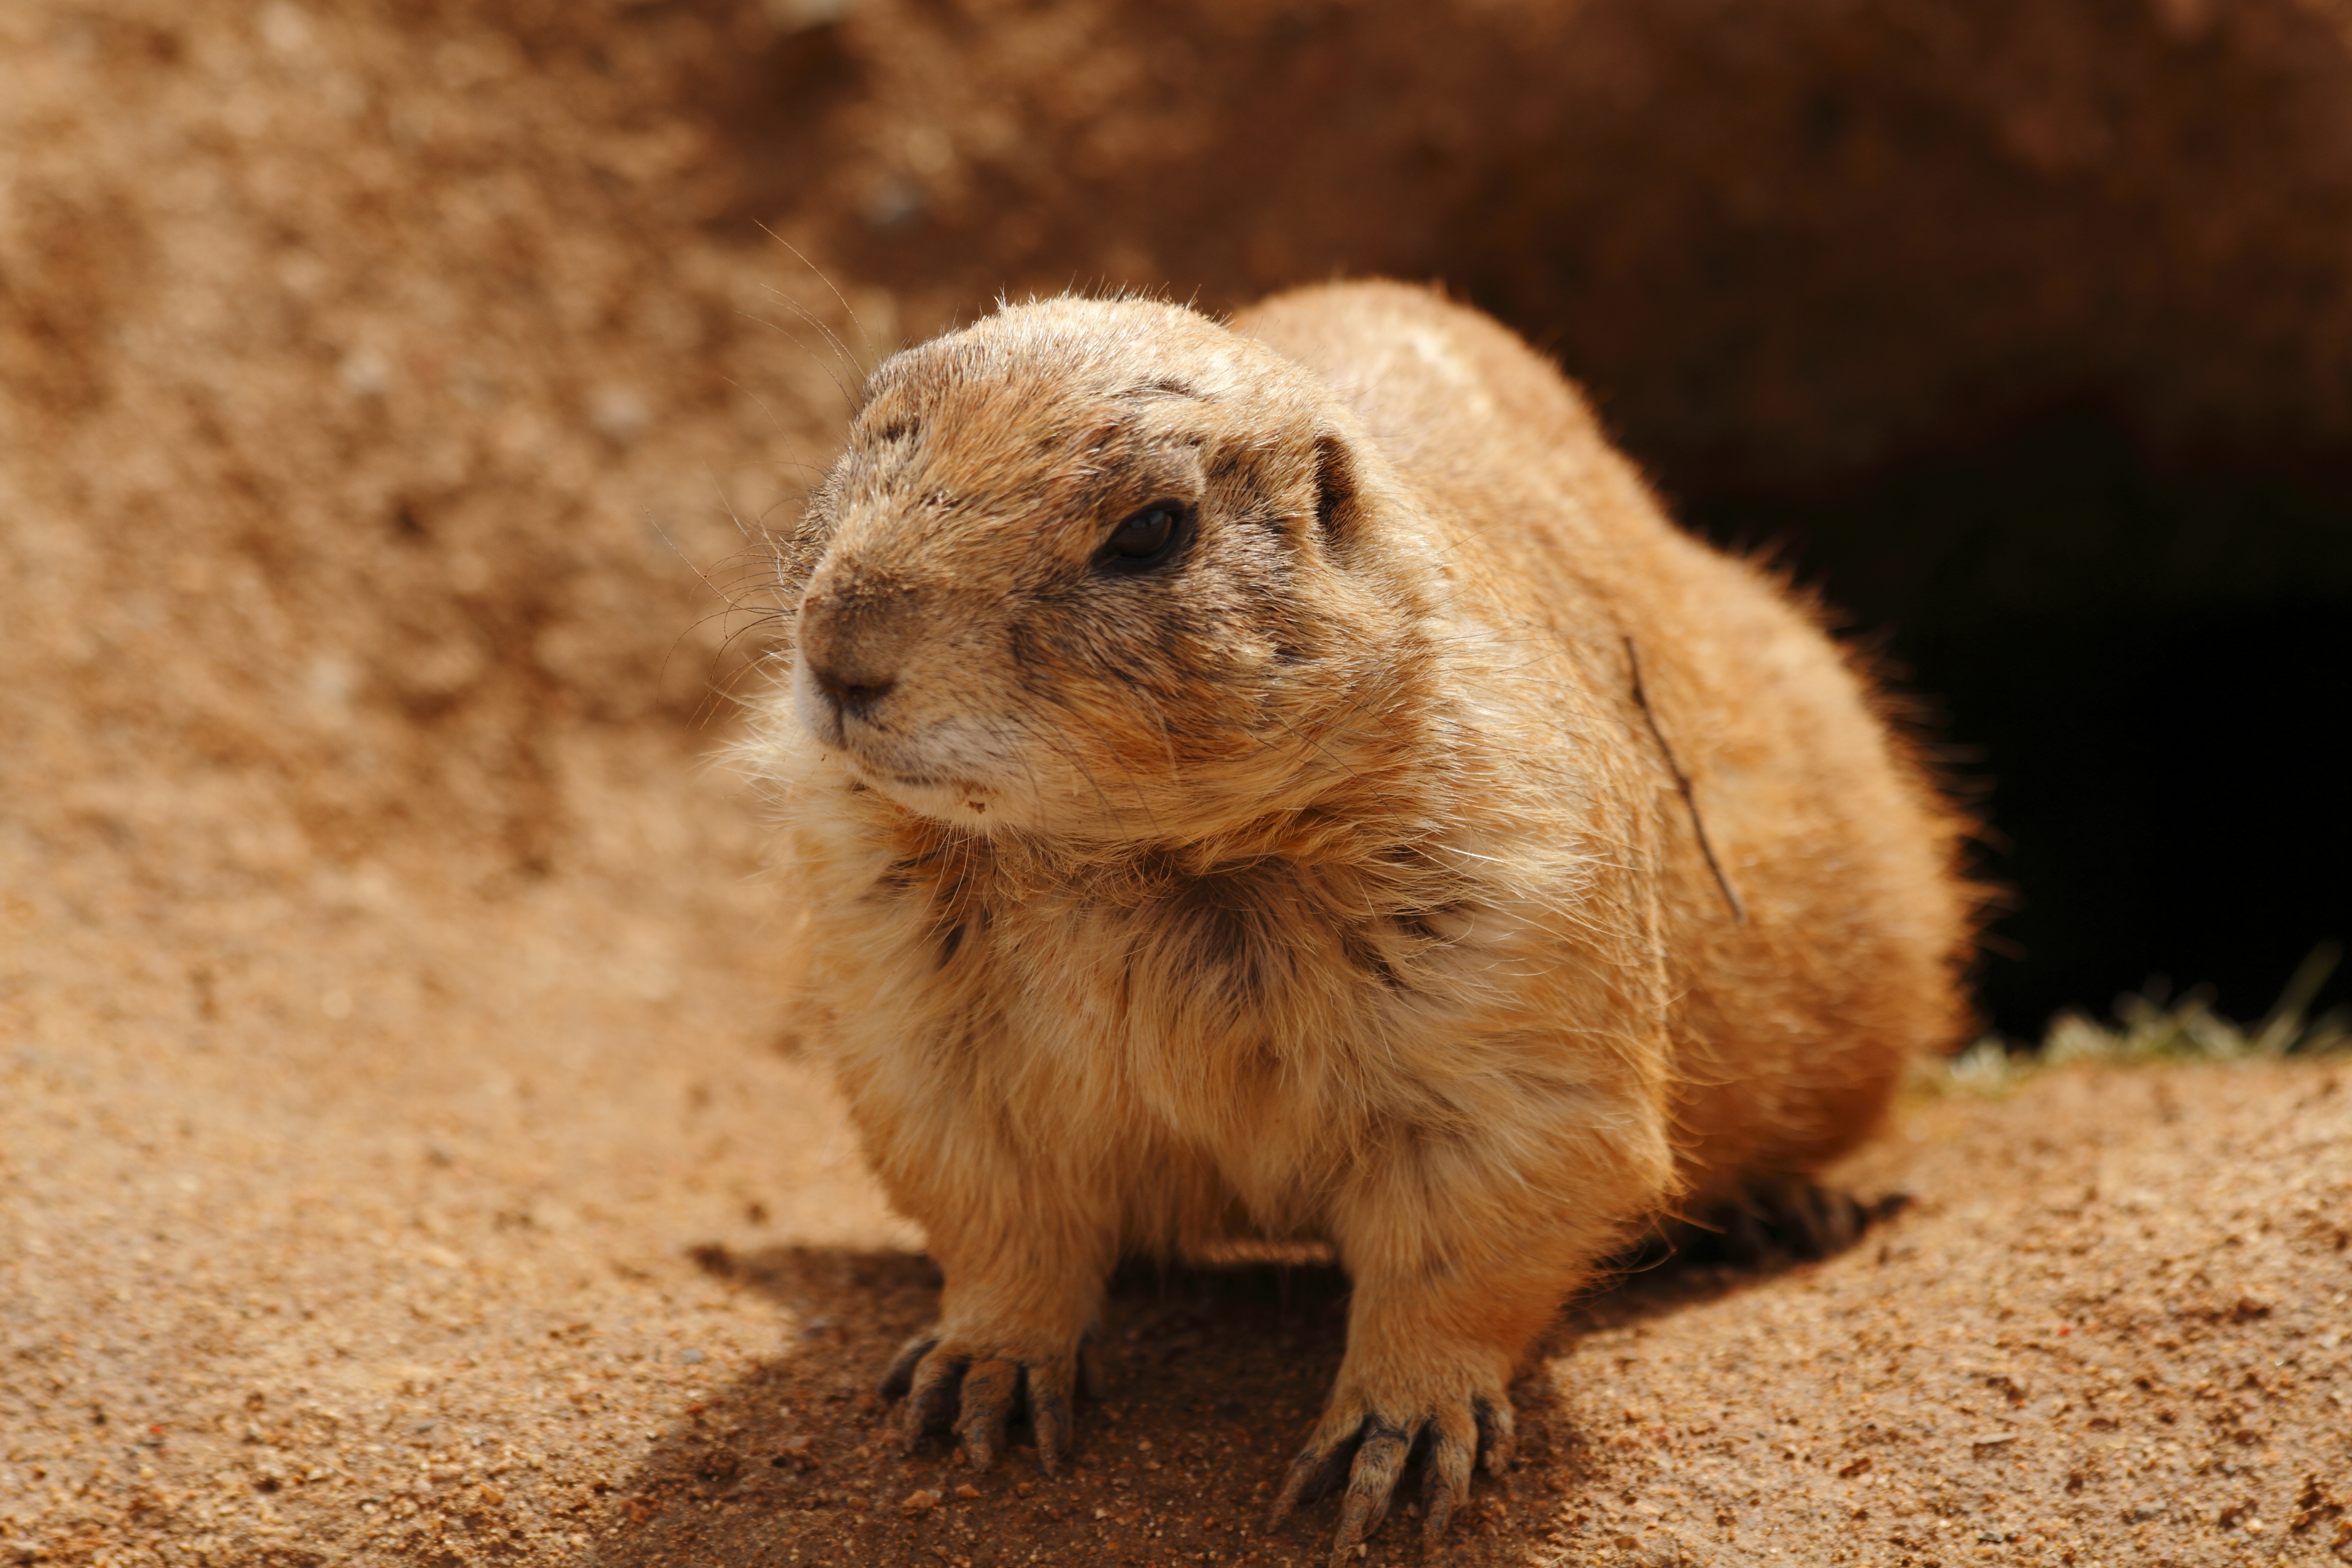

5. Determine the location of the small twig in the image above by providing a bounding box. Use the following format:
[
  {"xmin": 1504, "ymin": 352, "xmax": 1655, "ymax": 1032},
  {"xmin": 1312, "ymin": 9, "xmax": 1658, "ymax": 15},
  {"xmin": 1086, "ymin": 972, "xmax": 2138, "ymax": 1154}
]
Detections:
[{"xmin": 1624, "ymin": 634, "xmax": 1747, "ymax": 925}]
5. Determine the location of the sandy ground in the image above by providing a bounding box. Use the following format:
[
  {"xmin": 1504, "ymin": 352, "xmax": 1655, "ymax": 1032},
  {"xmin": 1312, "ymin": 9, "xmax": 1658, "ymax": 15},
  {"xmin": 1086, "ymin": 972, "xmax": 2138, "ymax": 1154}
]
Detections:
[
  {"xmin": 6, "ymin": 2, "xmax": 2352, "ymax": 1566},
  {"xmin": 6, "ymin": 959, "xmax": 2350, "ymax": 1568}
]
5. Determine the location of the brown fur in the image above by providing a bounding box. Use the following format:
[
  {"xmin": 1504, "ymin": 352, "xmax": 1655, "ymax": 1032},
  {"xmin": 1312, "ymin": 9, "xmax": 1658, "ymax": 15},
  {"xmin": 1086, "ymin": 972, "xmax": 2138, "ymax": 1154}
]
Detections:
[{"xmin": 736, "ymin": 281, "xmax": 1973, "ymax": 1562}]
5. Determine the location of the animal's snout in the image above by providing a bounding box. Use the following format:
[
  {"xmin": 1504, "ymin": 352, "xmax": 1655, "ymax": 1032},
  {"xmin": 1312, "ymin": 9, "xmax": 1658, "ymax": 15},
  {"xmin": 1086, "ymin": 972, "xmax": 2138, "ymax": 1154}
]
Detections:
[
  {"xmin": 806, "ymin": 659, "xmax": 897, "ymax": 719},
  {"xmin": 796, "ymin": 565, "xmax": 921, "ymax": 724}
]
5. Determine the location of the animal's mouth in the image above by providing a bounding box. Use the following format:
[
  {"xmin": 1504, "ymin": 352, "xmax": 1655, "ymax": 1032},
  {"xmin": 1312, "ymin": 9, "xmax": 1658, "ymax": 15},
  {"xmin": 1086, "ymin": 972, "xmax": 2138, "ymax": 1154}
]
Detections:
[
  {"xmin": 887, "ymin": 771, "xmax": 960, "ymax": 790},
  {"xmin": 834, "ymin": 742, "xmax": 997, "ymax": 815},
  {"xmin": 827, "ymin": 730, "xmax": 967, "ymax": 791},
  {"xmin": 868, "ymin": 765, "xmax": 998, "ymax": 818},
  {"xmin": 791, "ymin": 665, "xmax": 1016, "ymax": 819}
]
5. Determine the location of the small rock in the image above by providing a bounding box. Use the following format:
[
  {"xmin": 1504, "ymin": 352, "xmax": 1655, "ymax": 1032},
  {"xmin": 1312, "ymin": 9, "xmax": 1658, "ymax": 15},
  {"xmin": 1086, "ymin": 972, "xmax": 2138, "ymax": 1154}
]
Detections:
[
  {"xmin": 681, "ymin": 1349, "xmax": 706, "ymax": 1365},
  {"xmin": 901, "ymin": 1488, "xmax": 941, "ymax": 1514},
  {"xmin": 260, "ymin": 2, "xmax": 313, "ymax": 56},
  {"xmin": 338, "ymin": 346, "xmax": 390, "ymax": 397},
  {"xmin": 765, "ymin": 0, "xmax": 855, "ymax": 29},
  {"xmin": 956, "ymin": 1482, "xmax": 980, "ymax": 1499},
  {"xmin": 587, "ymin": 384, "xmax": 650, "ymax": 446},
  {"xmin": 863, "ymin": 178, "xmax": 924, "ymax": 229}
]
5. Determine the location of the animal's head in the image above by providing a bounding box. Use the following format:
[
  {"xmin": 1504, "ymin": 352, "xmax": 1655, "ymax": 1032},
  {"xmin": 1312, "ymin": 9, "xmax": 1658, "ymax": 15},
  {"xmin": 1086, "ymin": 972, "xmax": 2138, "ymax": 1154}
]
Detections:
[{"xmin": 774, "ymin": 296, "xmax": 1441, "ymax": 843}]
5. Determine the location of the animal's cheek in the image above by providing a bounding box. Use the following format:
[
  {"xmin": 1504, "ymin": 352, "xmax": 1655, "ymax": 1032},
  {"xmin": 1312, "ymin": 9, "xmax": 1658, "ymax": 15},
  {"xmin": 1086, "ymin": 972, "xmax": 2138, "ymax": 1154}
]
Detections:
[{"xmin": 888, "ymin": 628, "xmax": 1026, "ymax": 714}]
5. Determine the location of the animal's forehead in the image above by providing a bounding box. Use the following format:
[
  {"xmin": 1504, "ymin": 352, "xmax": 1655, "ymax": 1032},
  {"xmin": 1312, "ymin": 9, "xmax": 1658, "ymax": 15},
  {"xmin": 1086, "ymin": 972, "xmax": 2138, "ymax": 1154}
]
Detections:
[
  {"xmin": 853, "ymin": 342, "xmax": 1212, "ymax": 497},
  {"xmin": 863, "ymin": 326, "xmax": 1200, "ymax": 419}
]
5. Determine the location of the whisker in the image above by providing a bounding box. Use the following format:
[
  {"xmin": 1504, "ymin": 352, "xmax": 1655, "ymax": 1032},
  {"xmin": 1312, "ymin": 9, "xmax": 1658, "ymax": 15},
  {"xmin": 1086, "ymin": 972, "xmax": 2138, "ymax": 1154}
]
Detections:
[
  {"xmin": 733, "ymin": 307, "xmax": 857, "ymax": 413},
  {"xmin": 757, "ymin": 282, "xmax": 869, "ymax": 392},
  {"xmin": 755, "ymin": 222, "xmax": 879, "ymax": 366}
]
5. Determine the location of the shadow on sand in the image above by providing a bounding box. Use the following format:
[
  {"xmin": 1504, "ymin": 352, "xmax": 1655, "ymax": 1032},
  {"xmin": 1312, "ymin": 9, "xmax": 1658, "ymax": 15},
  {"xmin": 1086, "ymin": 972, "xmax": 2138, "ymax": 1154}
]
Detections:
[{"xmin": 574, "ymin": 1214, "xmax": 1875, "ymax": 1567}]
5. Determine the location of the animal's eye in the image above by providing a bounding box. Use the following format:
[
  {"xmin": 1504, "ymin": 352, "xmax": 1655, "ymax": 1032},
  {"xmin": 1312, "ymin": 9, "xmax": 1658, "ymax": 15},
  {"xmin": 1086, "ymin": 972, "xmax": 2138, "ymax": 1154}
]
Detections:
[{"xmin": 1098, "ymin": 500, "xmax": 1189, "ymax": 571}]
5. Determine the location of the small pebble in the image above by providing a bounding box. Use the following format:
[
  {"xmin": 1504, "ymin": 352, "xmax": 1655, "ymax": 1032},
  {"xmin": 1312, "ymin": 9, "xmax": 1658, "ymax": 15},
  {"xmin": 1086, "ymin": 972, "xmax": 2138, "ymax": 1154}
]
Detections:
[
  {"xmin": 681, "ymin": 1349, "xmax": 706, "ymax": 1364},
  {"xmin": 901, "ymin": 1488, "xmax": 941, "ymax": 1514},
  {"xmin": 956, "ymin": 1482, "xmax": 980, "ymax": 1499},
  {"xmin": 586, "ymin": 383, "xmax": 650, "ymax": 445}
]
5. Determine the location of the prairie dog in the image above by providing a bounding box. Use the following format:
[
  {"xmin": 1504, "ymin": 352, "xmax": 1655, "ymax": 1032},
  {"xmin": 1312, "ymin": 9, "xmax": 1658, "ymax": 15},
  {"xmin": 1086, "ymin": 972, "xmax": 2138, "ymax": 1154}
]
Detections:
[{"xmin": 739, "ymin": 281, "xmax": 1971, "ymax": 1562}]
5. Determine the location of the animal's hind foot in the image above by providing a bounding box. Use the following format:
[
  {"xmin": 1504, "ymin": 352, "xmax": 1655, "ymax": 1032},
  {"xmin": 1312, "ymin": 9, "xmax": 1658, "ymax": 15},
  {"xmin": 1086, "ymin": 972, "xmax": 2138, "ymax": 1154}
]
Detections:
[{"xmin": 1670, "ymin": 1176, "xmax": 1909, "ymax": 1267}]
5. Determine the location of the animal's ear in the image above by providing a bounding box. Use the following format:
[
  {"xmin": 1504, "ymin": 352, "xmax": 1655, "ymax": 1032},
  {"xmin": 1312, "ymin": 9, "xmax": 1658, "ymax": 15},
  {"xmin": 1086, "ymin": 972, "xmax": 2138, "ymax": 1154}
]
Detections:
[{"xmin": 1312, "ymin": 431, "xmax": 1362, "ymax": 545}]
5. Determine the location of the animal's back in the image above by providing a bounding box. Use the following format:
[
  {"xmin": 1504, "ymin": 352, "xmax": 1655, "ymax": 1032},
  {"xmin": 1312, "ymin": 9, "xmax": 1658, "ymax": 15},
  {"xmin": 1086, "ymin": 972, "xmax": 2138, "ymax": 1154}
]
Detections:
[{"xmin": 1237, "ymin": 281, "xmax": 1974, "ymax": 1200}]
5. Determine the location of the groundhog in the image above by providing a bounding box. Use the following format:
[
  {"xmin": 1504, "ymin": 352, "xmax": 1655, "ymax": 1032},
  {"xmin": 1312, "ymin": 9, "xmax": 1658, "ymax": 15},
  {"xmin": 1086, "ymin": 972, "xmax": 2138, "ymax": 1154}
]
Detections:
[{"xmin": 736, "ymin": 281, "xmax": 1973, "ymax": 1563}]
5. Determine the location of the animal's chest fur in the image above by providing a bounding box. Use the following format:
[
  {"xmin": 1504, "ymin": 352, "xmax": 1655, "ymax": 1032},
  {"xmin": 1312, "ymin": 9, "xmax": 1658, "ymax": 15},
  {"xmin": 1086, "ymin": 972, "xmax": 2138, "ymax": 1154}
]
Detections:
[
  {"xmin": 983, "ymin": 860, "xmax": 1413, "ymax": 1085},
  {"xmin": 844, "ymin": 821, "xmax": 1506, "ymax": 1204}
]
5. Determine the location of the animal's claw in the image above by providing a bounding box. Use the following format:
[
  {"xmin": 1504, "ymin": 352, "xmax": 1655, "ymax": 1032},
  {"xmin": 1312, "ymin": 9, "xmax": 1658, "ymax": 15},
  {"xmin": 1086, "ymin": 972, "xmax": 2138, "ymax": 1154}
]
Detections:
[
  {"xmin": 1267, "ymin": 1387, "xmax": 1511, "ymax": 1563},
  {"xmin": 878, "ymin": 1330, "xmax": 1078, "ymax": 1474}
]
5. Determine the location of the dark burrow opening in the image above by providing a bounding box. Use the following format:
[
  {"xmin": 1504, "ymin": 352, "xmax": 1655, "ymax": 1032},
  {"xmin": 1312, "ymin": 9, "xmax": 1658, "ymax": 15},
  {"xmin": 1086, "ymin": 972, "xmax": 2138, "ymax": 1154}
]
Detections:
[{"xmin": 1676, "ymin": 409, "xmax": 2352, "ymax": 1037}]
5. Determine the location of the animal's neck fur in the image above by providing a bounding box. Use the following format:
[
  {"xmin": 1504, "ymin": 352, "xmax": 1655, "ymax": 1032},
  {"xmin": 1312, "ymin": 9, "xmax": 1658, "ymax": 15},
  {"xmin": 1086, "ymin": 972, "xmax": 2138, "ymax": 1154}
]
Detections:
[{"xmin": 857, "ymin": 689, "xmax": 1473, "ymax": 897}]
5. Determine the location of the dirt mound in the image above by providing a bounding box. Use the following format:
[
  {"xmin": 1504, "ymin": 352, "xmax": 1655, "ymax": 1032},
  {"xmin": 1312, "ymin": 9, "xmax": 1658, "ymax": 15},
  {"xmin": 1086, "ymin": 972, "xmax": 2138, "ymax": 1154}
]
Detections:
[
  {"xmin": 758, "ymin": 0, "xmax": 2352, "ymax": 499},
  {"xmin": 6, "ymin": 1, "xmax": 2352, "ymax": 1565}
]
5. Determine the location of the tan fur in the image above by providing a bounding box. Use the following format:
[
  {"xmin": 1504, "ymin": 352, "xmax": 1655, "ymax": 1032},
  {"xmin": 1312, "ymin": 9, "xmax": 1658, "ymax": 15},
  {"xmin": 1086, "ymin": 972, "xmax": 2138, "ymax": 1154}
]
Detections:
[{"xmin": 736, "ymin": 281, "xmax": 1972, "ymax": 1560}]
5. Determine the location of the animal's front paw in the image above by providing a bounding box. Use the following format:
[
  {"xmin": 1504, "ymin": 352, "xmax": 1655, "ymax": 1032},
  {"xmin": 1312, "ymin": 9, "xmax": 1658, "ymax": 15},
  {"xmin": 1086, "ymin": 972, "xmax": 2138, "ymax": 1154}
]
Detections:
[
  {"xmin": 879, "ymin": 1329, "xmax": 1080, "ymax": 1474},
  {"xmin": 1268, "ymin": 1367, "xmax": 1514, "ymax": 1566}
]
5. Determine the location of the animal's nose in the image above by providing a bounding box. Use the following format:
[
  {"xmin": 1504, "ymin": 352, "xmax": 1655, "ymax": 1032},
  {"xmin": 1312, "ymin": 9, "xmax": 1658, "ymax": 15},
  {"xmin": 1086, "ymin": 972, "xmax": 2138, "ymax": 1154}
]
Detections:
[
  {"xmin": 805, "ymin": 657, "xmax": 897, "ymax": 719},
  {"xmin": 796, "ymin": 563, "xmax": 917, "ymax": 722}
]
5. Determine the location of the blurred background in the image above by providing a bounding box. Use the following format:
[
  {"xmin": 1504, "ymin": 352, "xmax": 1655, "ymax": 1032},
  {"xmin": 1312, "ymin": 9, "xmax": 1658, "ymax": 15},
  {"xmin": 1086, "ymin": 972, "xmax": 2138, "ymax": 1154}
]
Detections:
[{"xmin": 5, "ymin": 0, "xmax": 2347, "ymax": 1041}]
